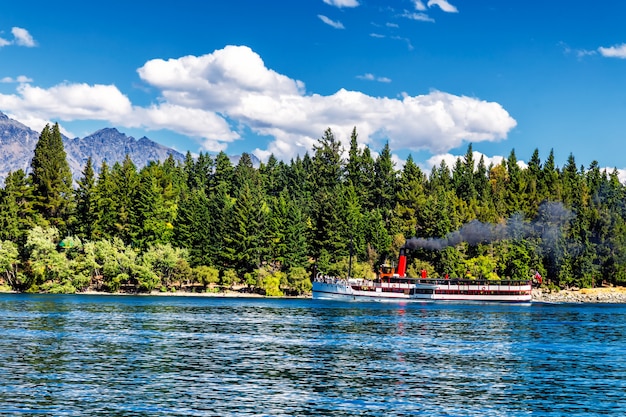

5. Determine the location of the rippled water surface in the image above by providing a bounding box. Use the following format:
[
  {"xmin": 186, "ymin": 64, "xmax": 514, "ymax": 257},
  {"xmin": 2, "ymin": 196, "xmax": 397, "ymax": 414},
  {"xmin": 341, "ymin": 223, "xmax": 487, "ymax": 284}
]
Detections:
[{"xmin": 0, "ymin": 294, "xmax": 625, "ymax": 416}]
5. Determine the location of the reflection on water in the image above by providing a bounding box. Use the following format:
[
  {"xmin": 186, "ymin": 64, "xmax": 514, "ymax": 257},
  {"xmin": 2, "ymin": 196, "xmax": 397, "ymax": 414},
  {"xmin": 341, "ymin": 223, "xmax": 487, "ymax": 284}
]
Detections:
[{"xmin": 0, "ymin": 294, "xmax": 625, "ymax": 416}]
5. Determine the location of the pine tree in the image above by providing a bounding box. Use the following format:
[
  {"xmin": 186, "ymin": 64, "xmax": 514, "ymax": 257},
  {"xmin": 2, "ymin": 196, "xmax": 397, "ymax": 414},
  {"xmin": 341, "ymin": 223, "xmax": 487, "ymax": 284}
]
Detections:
[
  {"xmin": 74, "ymin": 157, "xmax": 98, "ymax": 240},
  {"xmin": 373, "ymin": 142, "xmax": 397, "ymax": 215},
  {"xmin": 284, "ymin": 155, "xmax": 313, "ymax": 226},
  {"xmin": 540, "ymin": 149, "xmax": 561, "ymax": 201},
  {"xmin": 453, "ymin": 144, "xmax": 477, "ymax": 202},
  {"xmin": 232, "ymin": 153, "xmax": 257, "ymax": 194},
  {"xmin": 211, "ymin": 151, "xmax": 234, "ymax": 195},
  {"xmin": 312, "ymin": 128, "xmax": 344, "ymax": 191},
  {"xmin": 345, "ymin": 127, "xmax": 362, "ymax": 188},
  {"xmin": 283, "ymin": 197, "xmax": 309, "ymax": 270},
  {"xmin": 506, "ymin": 149, "xmax": 523, "ymax": 215},
  {"xmin": 223, "ymin": 180, "xmax": 268, "ymax": 274},
  {"xmin": 0, "ymin": 183, "xmax": 19, "ymax": 242},
  {"xmin": 364, "ymin": 208, "xmax": 392, "ymax": 265},
  {"xmin": 340, "ymin": 182, "xmax": 365, "ymax": 260},
  {"xmin": 206, "ymin": 184, "xmax": 235, "ymax": 267},
  {"xmin": 0, "ymin": 170, "xmax": 39, "ymax": 243},
  {"xmin": 267, "ymin": 192, "xmax": 290, "ymax": 267},
  {"xmin": 474, "ymin": 154, "xmax": 489, "ymax": 202},
  {"xmin": 359, "ymin": 147, "xmax": 376, "ymax": 210},
  {"xmin": 183, "ymin": 151, "xmax": 213, "ymax": 192},
  {"xmin": 311, "ymin": 185, "xmax": 347, "ymax": 260},
  {"xmin": 173, "ymin": 188, "xmax": 211, "ymax": 266},
  {"xmin": 393, "ymin": 155, "xmax": 426, "ymax": 237},
  {"xmin": 110, "ymin": 156, "xmax": 139, "ymax": 244},
  {"xmin": 92, "ymin": 161, "xmax": 116, "ymax": 240},
  {"xmin": 30, "ymin": 123, "xmax": 74, "ymax": 233},
  {"xmin": 523, "ymin": 148, "xmax": 542, "ymax": 216},
  {"xmin": 259, "ymin": 154, "xmax": 281, "ymax": 198},
  {"xmin": 135, "ymin": 162, "xmax": 177, "ymax": 248}
]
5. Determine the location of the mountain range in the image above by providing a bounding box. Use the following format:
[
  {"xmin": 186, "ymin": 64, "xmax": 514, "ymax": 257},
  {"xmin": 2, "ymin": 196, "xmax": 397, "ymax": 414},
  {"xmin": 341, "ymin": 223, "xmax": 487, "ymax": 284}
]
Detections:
[{"xmin": 0, "ymin": 112, "xmax": 258, "ymax": 185}]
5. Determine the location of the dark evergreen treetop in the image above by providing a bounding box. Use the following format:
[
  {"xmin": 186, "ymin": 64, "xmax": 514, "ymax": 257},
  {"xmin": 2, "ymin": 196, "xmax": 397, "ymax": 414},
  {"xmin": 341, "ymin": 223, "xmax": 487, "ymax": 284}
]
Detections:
[{"xmin": 29, "ymin": 123, "xmax": 74, "ymax": 233}]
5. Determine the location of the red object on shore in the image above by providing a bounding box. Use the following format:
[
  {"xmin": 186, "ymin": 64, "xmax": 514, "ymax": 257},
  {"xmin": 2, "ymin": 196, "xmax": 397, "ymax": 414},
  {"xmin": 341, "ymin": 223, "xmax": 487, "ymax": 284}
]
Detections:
[{"xmin": 421, "ymin": 269, "xmax": 427, "ymax": 279}]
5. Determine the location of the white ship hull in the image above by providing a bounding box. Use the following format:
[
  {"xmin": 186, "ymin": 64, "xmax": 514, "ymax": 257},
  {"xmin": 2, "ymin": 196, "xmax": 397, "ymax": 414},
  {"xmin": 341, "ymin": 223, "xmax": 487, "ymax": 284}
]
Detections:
[{"xmin": 312, "ymin": 276, "xmax": 532, "ymax": 303}]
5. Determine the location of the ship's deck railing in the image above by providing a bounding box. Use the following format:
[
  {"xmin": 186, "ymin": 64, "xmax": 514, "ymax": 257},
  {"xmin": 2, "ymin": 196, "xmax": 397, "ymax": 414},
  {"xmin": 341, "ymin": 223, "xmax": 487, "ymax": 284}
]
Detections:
[
  {"xmin": 314, "ymin": 274, "xmax": 348, "ymax": 286},
  {"xmin": 414, "ymin": 278, "xmax": 532, "ymax": 287},
  {"xmin": 314, "ymin": 273, "xmax": 531, "ymax": 288}
]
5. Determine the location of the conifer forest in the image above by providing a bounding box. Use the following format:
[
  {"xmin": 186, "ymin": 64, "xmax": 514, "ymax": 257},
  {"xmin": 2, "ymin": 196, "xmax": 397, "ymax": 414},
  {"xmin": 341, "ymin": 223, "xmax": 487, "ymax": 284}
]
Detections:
[{"xmin": 1, "ymin": 124, "xmax": 626, "ymax": 295}]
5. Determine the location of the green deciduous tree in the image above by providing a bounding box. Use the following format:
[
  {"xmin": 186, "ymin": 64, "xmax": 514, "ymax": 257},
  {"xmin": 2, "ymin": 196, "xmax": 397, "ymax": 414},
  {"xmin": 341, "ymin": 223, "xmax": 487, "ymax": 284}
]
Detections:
[
  {"xmin": 141, "ymin": 243, "xmax": 188, "ymax": 290},
  {"xmin": 24, "ymin": 226, "xmax": 74, "ymax": 292},
  {"xmin": 0, "ymin": 240, "xmax": 20, "ymax": 290}
]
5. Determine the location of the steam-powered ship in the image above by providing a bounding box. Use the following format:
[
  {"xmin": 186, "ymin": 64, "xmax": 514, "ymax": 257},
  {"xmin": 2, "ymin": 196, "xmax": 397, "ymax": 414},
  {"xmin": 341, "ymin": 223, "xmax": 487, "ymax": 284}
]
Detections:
[{"xmin": 312, "ymin": 248, "xmax": 533, "ymax": 303}]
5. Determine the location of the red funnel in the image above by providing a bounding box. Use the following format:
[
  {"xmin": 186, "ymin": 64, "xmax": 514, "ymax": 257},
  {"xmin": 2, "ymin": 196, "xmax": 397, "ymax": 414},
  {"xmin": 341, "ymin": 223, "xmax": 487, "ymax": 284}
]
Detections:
[{"xmin": 397, "ymin": 247, "xmax": 407, "ymax": 277}]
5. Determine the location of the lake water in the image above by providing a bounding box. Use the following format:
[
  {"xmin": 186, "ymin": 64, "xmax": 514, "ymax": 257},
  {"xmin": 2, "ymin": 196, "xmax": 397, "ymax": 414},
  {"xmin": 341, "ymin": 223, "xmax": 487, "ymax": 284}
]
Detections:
[{"xmin": 0, "ymin": 294, "xmax": 624, "ymax": 416}]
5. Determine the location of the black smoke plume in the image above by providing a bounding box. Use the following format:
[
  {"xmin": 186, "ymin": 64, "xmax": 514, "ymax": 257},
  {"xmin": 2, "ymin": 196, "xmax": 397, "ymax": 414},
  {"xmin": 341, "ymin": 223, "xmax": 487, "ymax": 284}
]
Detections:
[{"xmin": 405, "ymin": 202, "xmax": 574, "ymax": 251}]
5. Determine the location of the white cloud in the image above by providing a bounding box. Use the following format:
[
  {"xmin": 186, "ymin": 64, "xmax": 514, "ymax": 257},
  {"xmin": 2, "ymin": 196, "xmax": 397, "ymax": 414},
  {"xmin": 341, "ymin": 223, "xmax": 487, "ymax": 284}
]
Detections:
[
  {"xmin": 137, "ymin": 45, "xmax": 305, "ymax": 109},
  {"xmin": 136, "ymin": 47, "xmax": 515, "ymax": 160},
  {"xmin": 598, "ymin": 43, "xmax": 626, "ymax": 59},
  {"xmin": 0, "ymin": 27, "xmax": 37, "ymax": 48},
  {"xmin": 323, "ymin": 0, "xmax": 359, "ymax": 8},
  {"xmin": 131, "ymin": 104, "xmax": 238, "ymax": 152},
  {"xmin": 8, "ymin": 83, "xmax": 133, "ymax": 120},
  {"xmin": 560, "ymin": 42, "xmax": 598, "ymax": 59},
  {"xmin": 1, "ymin": 75, "xmax": 33, "ymax": 83},
  {"xmin": 0, "ymin": 82, "xmax": 238, "ymax": 152},
  {"xmin": 413, "ymin": 1, "xmax": 427, "ymax": 11},
  {"xmin": 402, "ymin": 12, "xmax": 435, "ymax": 23},
  {"xmin": 409, "ymin": 0, "xmax": 457, "ymax": 19},
  {"xmin": 374, "ymin": 32, "xmax": 415, "ymax": 50},
  {"xmin": 318, "ymin": 15, "xmax": 345, "ymax": 29},
  {"xmin": 427, "ymin": 0, "xmax": 458, "ymax": 13},
  {"xmin": 392, "ymin": 36, "xmax": 415, "ymax": 50},
  {"xmin": 0, "ymin": 45, "xmax": 516, "ymax": 163},
  {"xmin": 357, "ymin": 73, "xmax": 391, "ymax": 83},
  {"xmin": 576, "ymin": 49, "xmax": 597, "ymax": 58},
  {"xmin": 11, "ymin": 27, "xmax": 36, "ymax": 47}
]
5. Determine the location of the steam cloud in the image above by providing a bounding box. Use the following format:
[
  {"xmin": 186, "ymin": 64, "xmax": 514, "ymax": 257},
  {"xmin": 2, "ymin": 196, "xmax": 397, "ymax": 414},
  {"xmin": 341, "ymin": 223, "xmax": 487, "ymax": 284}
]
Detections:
[{"xmin": 405, "ymin": 202, "xmax": 574, "ymax": 250}]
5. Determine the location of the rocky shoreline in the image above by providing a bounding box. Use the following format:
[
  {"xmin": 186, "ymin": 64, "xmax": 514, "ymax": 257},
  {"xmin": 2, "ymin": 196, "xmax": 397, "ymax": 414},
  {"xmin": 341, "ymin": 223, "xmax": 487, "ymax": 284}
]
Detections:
[
  {"xmin": 4, "ymin": 287, "xmax": 626, "ymax": 303},
  {"xmin": 532, "ymin": 287, "xmax": 626, "ymax": 303}
]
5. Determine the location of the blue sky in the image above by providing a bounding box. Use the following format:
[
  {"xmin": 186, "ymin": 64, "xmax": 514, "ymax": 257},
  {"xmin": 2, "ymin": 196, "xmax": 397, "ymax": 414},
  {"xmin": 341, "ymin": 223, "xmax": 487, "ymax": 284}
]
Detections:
[{"xmin": 2, "ymin": 0, "xmax": 626, "ymax": 176}]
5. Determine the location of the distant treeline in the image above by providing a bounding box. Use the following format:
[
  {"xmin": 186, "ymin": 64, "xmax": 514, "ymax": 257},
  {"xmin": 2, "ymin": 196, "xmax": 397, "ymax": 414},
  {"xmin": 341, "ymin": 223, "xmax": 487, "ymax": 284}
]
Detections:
[{"xmin": 1, "ymin": 124, "xmax": 625, "ymax": 294}]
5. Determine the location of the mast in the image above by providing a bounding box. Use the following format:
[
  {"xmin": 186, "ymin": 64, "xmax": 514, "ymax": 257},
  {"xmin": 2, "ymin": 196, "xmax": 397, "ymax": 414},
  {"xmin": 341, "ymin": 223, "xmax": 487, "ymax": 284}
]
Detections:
[{"xmin": 347, "ymin": 236, "xmax": 354, "ymax": 279}]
